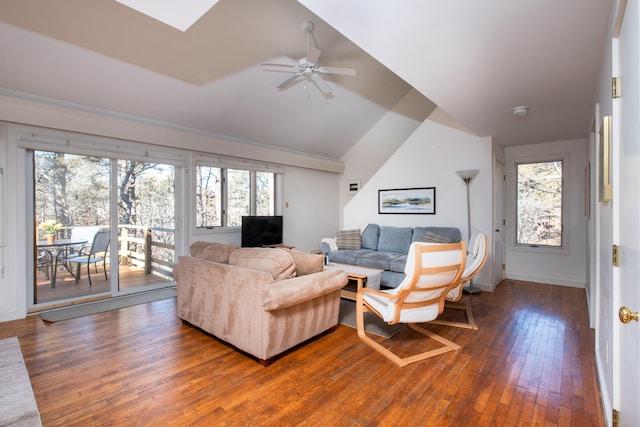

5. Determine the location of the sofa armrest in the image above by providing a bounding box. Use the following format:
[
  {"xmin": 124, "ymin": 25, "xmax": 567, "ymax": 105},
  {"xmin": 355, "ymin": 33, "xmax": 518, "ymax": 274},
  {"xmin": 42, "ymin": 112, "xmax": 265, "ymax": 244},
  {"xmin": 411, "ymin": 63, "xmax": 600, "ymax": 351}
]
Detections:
[
  {"xmin": 319, "ymin": 241, "xmax": 332, "ymax": 256},
  {"xmin": 263, "ymin": 269, "xmax": 348, "ymax": 311}
]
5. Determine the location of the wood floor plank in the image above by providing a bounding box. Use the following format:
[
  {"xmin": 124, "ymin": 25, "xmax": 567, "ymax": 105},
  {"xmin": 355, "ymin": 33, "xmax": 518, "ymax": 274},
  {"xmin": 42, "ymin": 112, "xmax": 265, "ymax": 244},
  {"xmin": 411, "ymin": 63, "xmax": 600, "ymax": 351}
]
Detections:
[{"xmin": 0, "ymin": 279, "xmax": 606, "ymax": 426}]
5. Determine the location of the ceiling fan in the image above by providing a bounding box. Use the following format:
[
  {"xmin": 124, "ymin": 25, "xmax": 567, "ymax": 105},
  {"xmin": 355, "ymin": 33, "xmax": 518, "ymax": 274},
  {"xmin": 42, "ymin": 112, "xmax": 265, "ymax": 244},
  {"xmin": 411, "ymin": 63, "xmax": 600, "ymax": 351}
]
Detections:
[{"xmin": 262, "ymin": 21, "xmax": 357, "ymax": 96}]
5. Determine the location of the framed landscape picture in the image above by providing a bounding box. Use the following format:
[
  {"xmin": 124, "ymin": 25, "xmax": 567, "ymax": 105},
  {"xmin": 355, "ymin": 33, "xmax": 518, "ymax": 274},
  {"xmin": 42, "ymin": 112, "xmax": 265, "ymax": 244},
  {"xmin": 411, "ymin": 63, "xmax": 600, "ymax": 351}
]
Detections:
[{"xmin": 378, "ymin": 187, "xmax": 436, "ymax": 214}]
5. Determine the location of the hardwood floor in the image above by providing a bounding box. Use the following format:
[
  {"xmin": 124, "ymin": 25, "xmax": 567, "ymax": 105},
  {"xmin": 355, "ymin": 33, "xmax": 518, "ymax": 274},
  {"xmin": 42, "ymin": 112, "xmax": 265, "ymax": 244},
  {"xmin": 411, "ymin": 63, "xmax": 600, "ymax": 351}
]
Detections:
[{"xmin": 0, "ymin": 279, "xmax": 605, "ymax": 426}]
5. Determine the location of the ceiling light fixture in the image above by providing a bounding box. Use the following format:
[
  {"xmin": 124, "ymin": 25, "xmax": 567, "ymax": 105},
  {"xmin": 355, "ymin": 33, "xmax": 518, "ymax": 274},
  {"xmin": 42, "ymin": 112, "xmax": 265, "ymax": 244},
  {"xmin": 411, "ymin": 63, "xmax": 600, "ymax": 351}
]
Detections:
[{"xmin": 512, "ymin": 105, "xmax": 529, "ymax": 117}]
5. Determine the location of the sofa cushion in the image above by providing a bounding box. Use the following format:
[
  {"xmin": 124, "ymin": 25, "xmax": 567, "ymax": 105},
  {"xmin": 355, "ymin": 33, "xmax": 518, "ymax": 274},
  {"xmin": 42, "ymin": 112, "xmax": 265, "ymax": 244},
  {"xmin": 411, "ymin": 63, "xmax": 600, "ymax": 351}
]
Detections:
[
  {"xmin": 229, "ymin": 248, "xmax": 296, "ymax": 281},
  {"xmin": 190, "ymin": 241, "xmax": 239, "ymax": 264},
  {"xmin": 412, "ymin": 227, "xmax": 461, "ymax": 244},
  {"xmin": 336, "ymin": 229, "xmax": 361, "ymax": 250},
  {"xmin": 389, "ymin": 255, "xmax": 407, "ymax": 273},
  {"xmin": 360, "ymin": 224, "xmax": 380, "ymax": 250},
  {"xmin": 329, "ymin": 249, "xmax": 374, "ymax": 265},
  {"xmin": 357, "ymin": 251, "xmax": 405, "ymax": 271},
  {"xmin": 287, "ymin": 250, "xmax": 324, "ymax": 276},
  {"xmin": 377, "ymin": 226, "xmax": 413, "ymax": 254}
]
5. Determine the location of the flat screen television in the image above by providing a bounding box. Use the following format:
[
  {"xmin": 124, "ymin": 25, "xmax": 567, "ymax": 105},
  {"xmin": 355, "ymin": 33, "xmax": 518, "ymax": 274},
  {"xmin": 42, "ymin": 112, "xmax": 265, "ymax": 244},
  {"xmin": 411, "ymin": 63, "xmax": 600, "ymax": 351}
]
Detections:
[{"xmin": 241, "ymin": 215, "xmax": 283, "ymax": 247}]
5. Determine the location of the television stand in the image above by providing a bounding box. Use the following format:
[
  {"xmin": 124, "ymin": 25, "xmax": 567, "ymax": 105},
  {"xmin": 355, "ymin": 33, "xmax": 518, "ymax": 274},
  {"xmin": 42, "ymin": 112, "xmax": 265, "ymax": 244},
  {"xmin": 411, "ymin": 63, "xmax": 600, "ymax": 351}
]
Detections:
[{"xmin": 264, "ymin": 244, "xmax": 295, "ymax": 249}]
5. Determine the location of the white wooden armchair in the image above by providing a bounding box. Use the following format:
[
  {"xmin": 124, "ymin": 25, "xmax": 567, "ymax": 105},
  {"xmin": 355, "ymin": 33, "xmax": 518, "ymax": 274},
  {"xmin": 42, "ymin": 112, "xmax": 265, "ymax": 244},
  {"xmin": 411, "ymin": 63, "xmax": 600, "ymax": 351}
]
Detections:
[
  {"xmin": 355, "ymin": 241, "xmax": 466, "ymax": 367},
  {"xmin": 429, "ymin": 231, "xmax": 488, "ymax": 330}
]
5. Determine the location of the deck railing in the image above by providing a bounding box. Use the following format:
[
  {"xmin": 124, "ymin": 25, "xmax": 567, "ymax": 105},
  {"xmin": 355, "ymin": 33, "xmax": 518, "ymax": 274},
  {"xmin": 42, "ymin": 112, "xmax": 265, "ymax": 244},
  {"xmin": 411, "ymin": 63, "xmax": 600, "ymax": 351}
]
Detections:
[
  {"xmin": 59, "ymin": 225, "xmax": 175, "ymax": 279},
  {"xmin": 118, "ymin": 225, "xmax": 175, "ymax": 279}
]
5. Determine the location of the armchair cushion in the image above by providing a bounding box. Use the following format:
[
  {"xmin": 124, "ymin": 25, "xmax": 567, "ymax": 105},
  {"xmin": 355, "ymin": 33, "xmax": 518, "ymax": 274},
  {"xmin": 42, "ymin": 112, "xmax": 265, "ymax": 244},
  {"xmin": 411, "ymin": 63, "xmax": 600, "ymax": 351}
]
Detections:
[
  {"xmin": 229, "ymin": 247, "xmax": 296, "ymax": 281},
  {"xmin": 364, "ymin": 289, "xmax": 441, "ymax": 323}
]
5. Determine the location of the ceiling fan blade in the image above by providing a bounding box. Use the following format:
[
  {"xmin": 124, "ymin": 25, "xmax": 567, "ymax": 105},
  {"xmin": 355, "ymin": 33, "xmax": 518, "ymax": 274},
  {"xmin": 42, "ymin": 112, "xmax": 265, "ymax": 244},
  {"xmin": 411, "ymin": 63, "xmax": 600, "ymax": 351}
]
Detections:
[
  {"xmin": 277, "ymin": 73, "xmax": 302, "ymax": 90},
  {"xmin": 262, "ymin": 62, "xmax": 297, "ymax": 69},
  {"xmin": 310, "ymin": 73, "xmax": 332, "ymax": 95},
  {"xmin": 307, "ymin": 47, "xmax": 322, "ymax": 65},
  {"xmin": 317, "ymin": 66, "xmax": 357, "ymax": 76}
]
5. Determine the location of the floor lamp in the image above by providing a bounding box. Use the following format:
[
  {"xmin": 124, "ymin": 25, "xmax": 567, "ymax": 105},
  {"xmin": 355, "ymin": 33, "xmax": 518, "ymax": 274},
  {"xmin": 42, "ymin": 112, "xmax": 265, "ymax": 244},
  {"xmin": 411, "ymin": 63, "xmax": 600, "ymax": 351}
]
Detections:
[{"xmin": 456, "ymin": 169, "xmax": 481, "ymax": 294}]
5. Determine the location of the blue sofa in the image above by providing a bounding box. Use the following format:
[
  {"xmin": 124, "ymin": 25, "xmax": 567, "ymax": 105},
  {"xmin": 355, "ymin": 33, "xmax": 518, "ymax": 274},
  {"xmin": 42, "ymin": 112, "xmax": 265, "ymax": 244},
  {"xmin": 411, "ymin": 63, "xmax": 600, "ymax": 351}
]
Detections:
[{"xmin": 320, "ymin": 223, "xmax": 461, "ymax": 288}]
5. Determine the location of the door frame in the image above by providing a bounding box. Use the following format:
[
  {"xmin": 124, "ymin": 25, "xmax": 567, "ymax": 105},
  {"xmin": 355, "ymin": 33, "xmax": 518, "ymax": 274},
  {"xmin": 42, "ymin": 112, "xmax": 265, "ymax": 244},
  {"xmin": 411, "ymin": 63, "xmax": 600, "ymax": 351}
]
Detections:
[{"xmin": 493, "ymin": 156, "xmax": 506, "ymax": 286}]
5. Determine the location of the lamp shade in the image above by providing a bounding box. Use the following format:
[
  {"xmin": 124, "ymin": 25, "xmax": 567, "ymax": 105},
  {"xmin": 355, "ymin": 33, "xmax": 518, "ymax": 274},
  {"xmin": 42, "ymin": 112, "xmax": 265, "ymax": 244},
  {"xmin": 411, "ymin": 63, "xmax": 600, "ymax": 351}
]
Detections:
[{"xmin": 456, "ymin": 170, "xmax": 479, "ymax": 181}]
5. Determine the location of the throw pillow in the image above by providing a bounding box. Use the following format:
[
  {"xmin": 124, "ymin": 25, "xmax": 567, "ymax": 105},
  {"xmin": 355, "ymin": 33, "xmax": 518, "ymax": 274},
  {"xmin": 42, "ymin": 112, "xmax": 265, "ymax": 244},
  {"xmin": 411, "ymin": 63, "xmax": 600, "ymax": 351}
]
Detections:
[
  {"xmin": 321, "ymin": 237, "xmax": 339, "ymax": 252},
  {"xmin": 336, "ymin": 229, "xmax": 361, "ymax": 250},
  {"xmin": 287, "ymin": 250, "xmax": 324, "ymax": 276},
  {"xmin": 423, "ymin": 231, "xmax": 454, "ymax": 244},
  {"xmin": 228, "ymin": 248, "xmax": 296, "ymax": 281}
]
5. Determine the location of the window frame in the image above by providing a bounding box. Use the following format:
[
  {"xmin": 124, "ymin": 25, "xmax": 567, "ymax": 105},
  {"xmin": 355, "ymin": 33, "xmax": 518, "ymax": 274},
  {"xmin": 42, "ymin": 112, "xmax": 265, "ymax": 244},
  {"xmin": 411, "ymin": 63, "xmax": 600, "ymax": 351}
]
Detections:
[
  {"xmin": 193, "ymin": 161, "xmax": 279, "ymax": 234},
  {"xmin": 510, "ymin": 153, "xmax": 570, "ymax": 255},
  {"xmin": 20, "ymin": 129, "xmax": 183, "ymax": 308}
]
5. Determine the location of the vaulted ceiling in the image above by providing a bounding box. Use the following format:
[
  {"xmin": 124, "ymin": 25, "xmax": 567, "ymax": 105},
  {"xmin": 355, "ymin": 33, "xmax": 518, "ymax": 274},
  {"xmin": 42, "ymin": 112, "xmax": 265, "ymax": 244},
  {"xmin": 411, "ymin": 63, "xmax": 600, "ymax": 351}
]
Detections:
[{"xmin": 0, "ymin": 0, "xmax": 612, "ymax": 160}]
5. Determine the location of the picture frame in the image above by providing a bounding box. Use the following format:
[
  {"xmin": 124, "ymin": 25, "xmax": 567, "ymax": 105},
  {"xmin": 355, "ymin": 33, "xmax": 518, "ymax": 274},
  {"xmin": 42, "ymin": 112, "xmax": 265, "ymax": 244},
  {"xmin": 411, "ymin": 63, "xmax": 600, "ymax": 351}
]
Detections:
[
  {"xmin": 378, "ymin": 187, "xmax": 436, "ymax": 214},
  {"xmin": 598, "ymin": 115, "xmax": 612, "ymax": 202}
]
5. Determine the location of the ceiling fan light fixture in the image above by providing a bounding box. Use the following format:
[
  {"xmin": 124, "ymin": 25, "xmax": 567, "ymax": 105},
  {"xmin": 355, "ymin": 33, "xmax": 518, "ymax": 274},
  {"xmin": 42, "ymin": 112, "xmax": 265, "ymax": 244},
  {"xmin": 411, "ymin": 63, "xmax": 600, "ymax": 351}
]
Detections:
[{"xmin": 262, "ymin": 20, "xmax": 357, "ymax": 96}]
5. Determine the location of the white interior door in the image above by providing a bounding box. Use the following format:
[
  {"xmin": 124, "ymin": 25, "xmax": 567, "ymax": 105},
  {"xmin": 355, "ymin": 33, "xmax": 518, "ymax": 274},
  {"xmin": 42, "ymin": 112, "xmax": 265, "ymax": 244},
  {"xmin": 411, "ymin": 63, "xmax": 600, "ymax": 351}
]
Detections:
[
  {"xmin": 614, "ymin": 1, "xmax": 640, "ymax": 424},
  {"xmin": 493, "ymin": 158, "xmax": 505, "ymax": 285}
]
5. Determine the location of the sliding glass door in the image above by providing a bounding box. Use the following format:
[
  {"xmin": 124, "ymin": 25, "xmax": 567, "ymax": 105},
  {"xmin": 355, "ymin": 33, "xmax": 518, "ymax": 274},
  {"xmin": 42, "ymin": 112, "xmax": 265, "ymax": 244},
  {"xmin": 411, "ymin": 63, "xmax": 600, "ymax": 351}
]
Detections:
[
  {"xmin": 31, "ymin": 150, "xmax": 176, "ymax": 307},
  {"xmin": 33, "ymin": 151, "xmax": 111, "ymax": 304},
  {"xmin": 116, "ymin": 160, "xmax": 175, "ymax": 293}
]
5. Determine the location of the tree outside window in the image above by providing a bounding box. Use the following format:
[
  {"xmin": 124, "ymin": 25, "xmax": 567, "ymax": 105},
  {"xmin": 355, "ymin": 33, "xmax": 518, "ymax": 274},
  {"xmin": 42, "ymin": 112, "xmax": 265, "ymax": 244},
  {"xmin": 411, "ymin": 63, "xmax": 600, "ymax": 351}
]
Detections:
[
  {"xmin": 195, "ymin": 165, "xmax": 276, "ymax": 229},
  {"xmin": 516, "ymin": 160, "xmax": 563, "ymax": 247},
  {"xmin": 195, "ymin": 166, "xmax": 222, "ymax": 228}
]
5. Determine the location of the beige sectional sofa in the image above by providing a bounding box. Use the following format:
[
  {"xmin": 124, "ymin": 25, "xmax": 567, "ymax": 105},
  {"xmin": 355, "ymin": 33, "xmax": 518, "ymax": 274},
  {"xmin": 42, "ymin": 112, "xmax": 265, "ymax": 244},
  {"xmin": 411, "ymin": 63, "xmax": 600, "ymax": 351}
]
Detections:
[{"xmin": 174, "ymin": 241, "xmax": 348, "ymax": 365}]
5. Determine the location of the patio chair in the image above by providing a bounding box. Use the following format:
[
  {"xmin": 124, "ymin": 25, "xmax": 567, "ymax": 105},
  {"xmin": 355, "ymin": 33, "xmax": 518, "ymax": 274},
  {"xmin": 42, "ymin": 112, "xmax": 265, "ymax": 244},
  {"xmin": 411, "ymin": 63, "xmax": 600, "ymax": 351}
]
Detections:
[
  {"xmin": 429, "ymin": 231, "xmax": 488, "ymax": 330},
  {"xmin": 36, "ymin": 250, "xmax": 53, "ymax": 281},
  {"xmin": 355, "ymin": 241, "xmax": 467, "ymax": 367},
  {"xmin": 67, "ymin": 226, "xmax": 100, "ymax": 255},
  {"xmin": 61, "ymin": 230, "xmax": 110, "ymax": 286}
]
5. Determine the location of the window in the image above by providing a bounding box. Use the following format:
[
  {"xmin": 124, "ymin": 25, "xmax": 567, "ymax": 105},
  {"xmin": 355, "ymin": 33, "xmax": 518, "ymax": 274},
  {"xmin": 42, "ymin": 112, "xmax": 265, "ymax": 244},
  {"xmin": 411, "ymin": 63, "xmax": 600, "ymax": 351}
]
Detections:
[
  {"xmin": 256, "ymin": 171, "xmax": 275, "ymax": 216},
  {"xmin": 195, "ymin": 166, "xmax": 222, "ymax": 227},
  {"xmin": 195, "ymin": 165, "xmax": 276, "ymax": 229},
  {"xmin": 516, "ymin": 160, "xmax": 563, "ymax": 247},
  {"xmin": 227, "ymin": 169, "xmax": 250, "ymax": 227}
]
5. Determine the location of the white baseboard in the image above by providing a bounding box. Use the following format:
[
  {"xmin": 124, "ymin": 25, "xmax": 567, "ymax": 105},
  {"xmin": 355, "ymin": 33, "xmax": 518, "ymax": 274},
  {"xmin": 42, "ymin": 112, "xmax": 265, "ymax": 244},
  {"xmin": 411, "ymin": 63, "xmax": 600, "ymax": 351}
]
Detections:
[
  {"xmin": 595, "ymin": 351, "xmax": 613, "ymax": 427},
  {"xmin": 505, "ymin": 273, "xmax": 585, "ymax": 289},
  {"xmin": 473, "ymin": 282, "xmax": 495, "ymax": 292}
]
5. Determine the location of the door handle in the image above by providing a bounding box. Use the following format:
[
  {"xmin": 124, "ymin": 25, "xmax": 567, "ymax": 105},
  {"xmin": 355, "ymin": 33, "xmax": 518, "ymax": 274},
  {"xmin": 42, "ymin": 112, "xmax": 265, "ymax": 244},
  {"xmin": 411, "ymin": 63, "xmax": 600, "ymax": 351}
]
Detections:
[
  {"xmin": 619, "ymin": 306, "xmax": 639, "ymax": 324},
  {"xmin": 495, "ymin": 229, "xmax": 499, "ymax": 232}
]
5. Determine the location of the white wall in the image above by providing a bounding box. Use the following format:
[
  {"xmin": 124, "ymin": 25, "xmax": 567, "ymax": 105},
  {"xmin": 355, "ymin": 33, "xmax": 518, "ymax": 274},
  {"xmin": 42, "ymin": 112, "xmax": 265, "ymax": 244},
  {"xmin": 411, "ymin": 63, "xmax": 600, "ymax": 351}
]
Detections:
[
  {"xmin": 340, "ymin": 89, "xmax": 436, "ymax": 222},
  {"xmin": 342, "ymin": 110, "xmax": 494, "ymax": 290},
  {"xmin": 0, "ymin": 97, "xmax": 344, "ymax": 321},
  {"xmin": 504, "ymin": 139, "xmax": 587, "ymax": 288},
  {"xmin": 0, "ymin": 124, "xmax": 26, "ymax": 321},
  {"xmin": 281, "ymin": 166, "xmax": 341, "ymax": 253}
]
